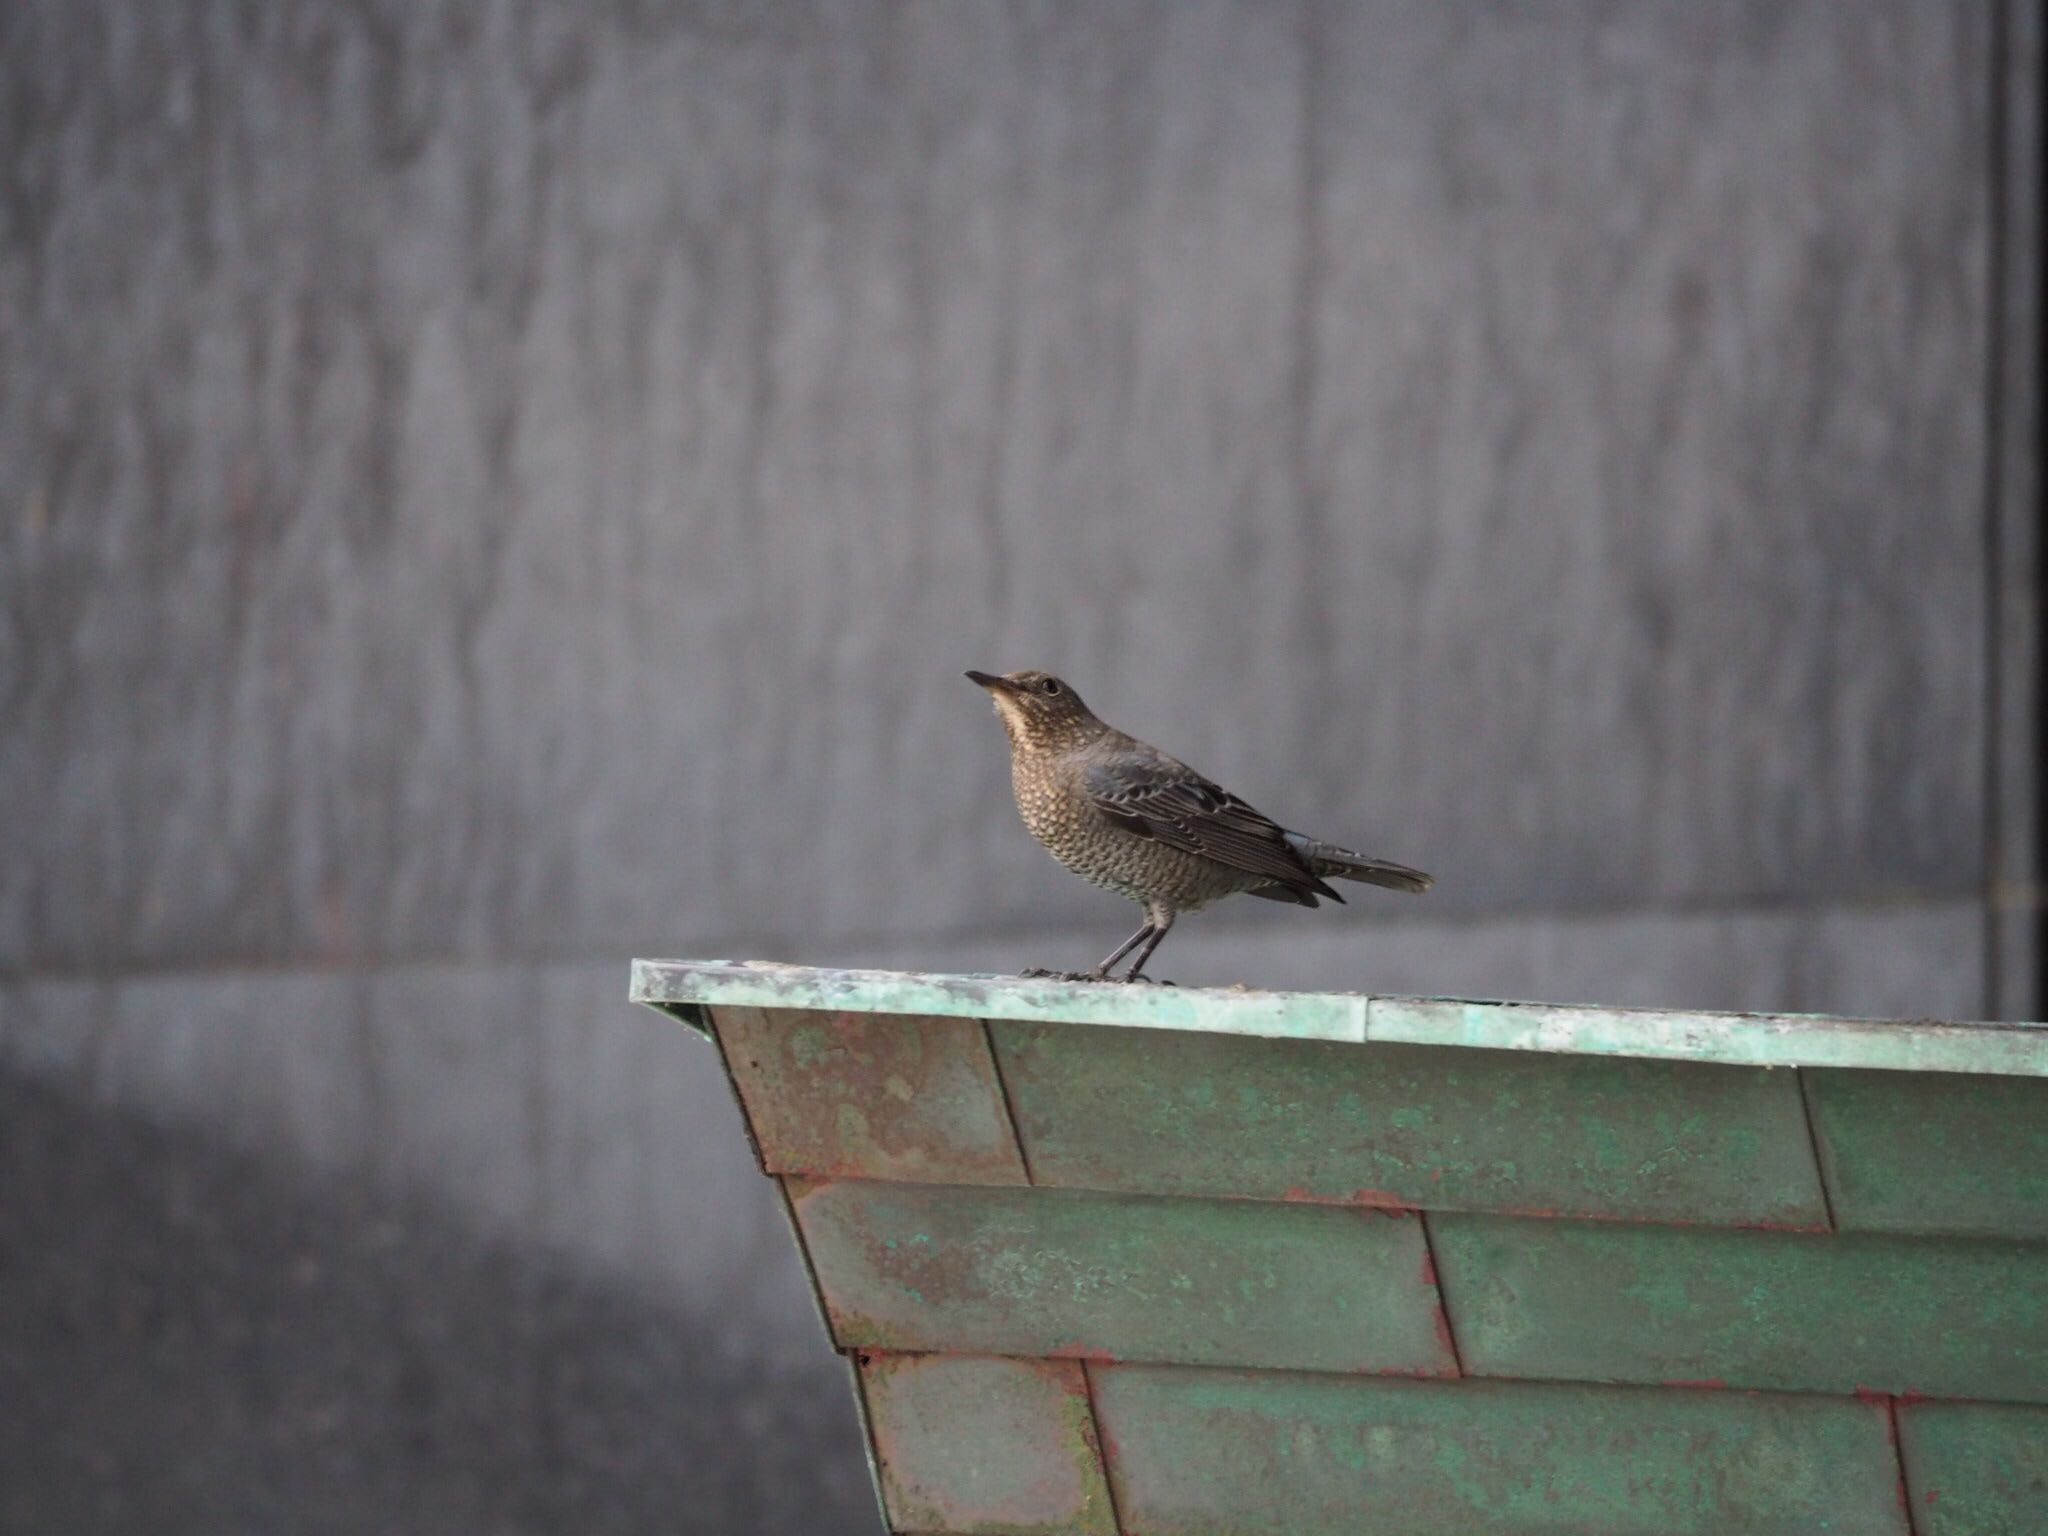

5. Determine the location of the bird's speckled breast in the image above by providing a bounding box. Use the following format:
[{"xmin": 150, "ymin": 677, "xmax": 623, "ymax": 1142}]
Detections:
[{"xmin": 1009, "ymin": 753, "xmax": 1254, "ymax": 914}]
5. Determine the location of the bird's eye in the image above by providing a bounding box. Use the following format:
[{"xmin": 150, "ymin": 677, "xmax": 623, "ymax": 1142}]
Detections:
[{"xmin": 1040, "ymin": 678, "xmax": 1062, "ymax": 696}]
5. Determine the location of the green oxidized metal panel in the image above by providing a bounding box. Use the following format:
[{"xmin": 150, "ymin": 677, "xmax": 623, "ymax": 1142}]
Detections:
[
  {"xmin": 631, "ymin": 960, "xmax": 2048, "ymax": 1075},
  {"xmin": 1433, "ymin": 1213, "xmax": 2048, "ymax": 1402},
  {"xmin": 859, "ymin": 1352, "xmax": 1116, "ymax": 1536},
  {"xmin": 1091, "ymin": 1364, "xmax": 1907, "ymax": 1536},
  {"xmin": 635, "ymin": 959, "xmax": 1368, "ymax": 1041},
  {"xmin": 1806, "ymin": 1068, "xmax": 2048, "ymax": 1238},
  {"xmin": 630, "ymin": 962, "xmax": 2048, "ymax": 1533},
  {"xmin": 1900, "ymin": 1401, "xmax": 2048, "ymax": 1536},
  {"xmin": 1367, "ymin": 994, "xmax": 2048, "ymax": 1077},
  {"xmin": 790, "ymin": 1178, "xmax": 1455, "ymax": 1376},
  {"xmin": 711, "ymin": 1006, "xmax": 1028, "ymax": 1185},
  {"xmin": 989, "ymin": 1022, "xmax": 1825, "ymax": 1226}
]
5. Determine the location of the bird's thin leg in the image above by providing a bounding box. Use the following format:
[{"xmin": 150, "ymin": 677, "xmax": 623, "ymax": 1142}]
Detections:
[
  {"xmin": 1121, "ymin": 914, "xmax": 1174, "ymax": 980},
  {"xmin": 1090, "ymin": 922, "xmax": 1155, "ymax": 978}
]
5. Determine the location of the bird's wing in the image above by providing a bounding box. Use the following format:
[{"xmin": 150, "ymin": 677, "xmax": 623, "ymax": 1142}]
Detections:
[{"xmin": 1084, "ymin": 756, "xmax": 1340, "ymax": 901}]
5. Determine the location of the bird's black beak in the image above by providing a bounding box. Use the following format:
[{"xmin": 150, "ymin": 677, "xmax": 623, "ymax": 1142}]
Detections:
[{"xmin": 965, "ymin": 670, "xmax": 1018, "ymax": 694}]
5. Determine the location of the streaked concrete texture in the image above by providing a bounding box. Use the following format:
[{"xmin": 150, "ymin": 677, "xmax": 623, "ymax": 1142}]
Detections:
[{"xmin": 0, "ymin": 0, "xmax": 2003, "ymax": 969}]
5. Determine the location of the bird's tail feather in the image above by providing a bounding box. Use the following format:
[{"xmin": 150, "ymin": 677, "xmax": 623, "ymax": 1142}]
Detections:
[{"xmin": 1285, "ymin": 834, "xmax": 1433, "ymax": 894}]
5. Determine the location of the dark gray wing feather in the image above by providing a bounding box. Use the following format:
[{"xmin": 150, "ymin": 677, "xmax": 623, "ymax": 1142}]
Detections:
[
  {"xmin": 1241, "ymin": 881, "xmax": 1321, "ymax": 908},
  {"xmin": 1085, "ymin": 756, "xmax": 1341, "ymax": 902}
]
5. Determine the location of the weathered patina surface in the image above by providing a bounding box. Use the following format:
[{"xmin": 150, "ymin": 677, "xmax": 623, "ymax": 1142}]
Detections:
[
  {"xmin": 1806, "ymin": 1067, "xmax": 2048, "ymax": 1238},
  {"xmin": 717, "ymin": 1006, "xmax": 1028, "ymax": 1186},
  {"xmin": 991, "ymin": 1021, "xmax": 1826, "ymax": 1226},
  {"xmin": 636, "ymin": 958, "xmax": 1367, "ymax": 1042},
  {"xmin": 1092, "ymin": 1365, "xmax": 1907, "ymax": 1536},
  {"xmin": 632, "ymin": 958, "xmax": 2048, "ymax": 1074},
  {"xmin": 1899, "ymin": 1401, "xmax": 2048, "ymax": 1536},
  {"xmin": 1432, "ymin": 1214, "xmax": 2048, "ymax": 1402},
  {"xmin": 630, "ymin": 960, "xmax": 2048, "ymax": 1534},
  {"xmin": 793, "ymin": 1178, "xmax": 1452, "ymax": 1377},
  {"xmin": 859, "ymin": 1354, "xmax": 1117, "ymax": 1536},
  {"xmin": 1369, "ymin": 996, "xmax": 2048, "ymax": 1077}
]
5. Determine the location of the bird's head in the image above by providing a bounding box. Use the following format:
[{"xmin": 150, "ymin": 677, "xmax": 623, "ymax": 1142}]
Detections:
[{"xmin": 966, "ymin": 668, "xmax": 1102, "ymax": 748}]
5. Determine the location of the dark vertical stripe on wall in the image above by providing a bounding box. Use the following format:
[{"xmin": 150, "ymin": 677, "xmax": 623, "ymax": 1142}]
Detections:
[
  {"xmin": 1985, "ymin": 0, "xmax": 2011, "ymax": 1016},
  {"xmin": 2033, "ymin": 0, "xmax": 2048, "ymax": 1017},
  {"xmin": 2032, "ymin": 1, "xmax": 2048, "ymax": 1018},
  {"xmin": 1986, "ymin": 0, "xmax": 2048, "ymax": 1019}
]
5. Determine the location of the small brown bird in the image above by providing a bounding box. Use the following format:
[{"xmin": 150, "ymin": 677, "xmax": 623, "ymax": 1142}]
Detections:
[{"xmin": 967, "ymin": 668, "xmax": 1431, "ymax": 981}]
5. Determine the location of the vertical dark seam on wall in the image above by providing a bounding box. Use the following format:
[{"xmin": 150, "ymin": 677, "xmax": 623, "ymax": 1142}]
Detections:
[
  {"xmin": 2029, "ymin": 1, "xmax": 2048, "ymax": 1017},
  {"xmin": 1985, "ymin": 0, "xmax": 2011, "ymax": 1017},
  {"xmin": 1992, "ymin": 0, "xmax": 2048, "ymax": 1019}
]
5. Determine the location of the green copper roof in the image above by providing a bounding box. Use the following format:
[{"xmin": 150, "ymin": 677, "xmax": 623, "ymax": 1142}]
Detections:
[
  {"xmin": 636, "ymin": 959, "xmax": 2048, "ymax": 1532},
  {"xmin": 629, "ymin": 958, "xmax": 2048, "ymax": 1077}
]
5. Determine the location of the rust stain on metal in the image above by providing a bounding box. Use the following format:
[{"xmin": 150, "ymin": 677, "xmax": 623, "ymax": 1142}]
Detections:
[
  {"xmin": 1279, "ymin": 1182, "xmax": 1413, "ymax": 1209},
  {"xmin": 1417, "ymin": 1211, "xmax": 1466, "ymax": 1380},
  {"xmin": 1424, "ymin": 1318, "xmax": 1461, "ymax": 1377},
  {"xmin": 1051, "ymin": 1344, "xmax": 1121, "ymax": 1365}
]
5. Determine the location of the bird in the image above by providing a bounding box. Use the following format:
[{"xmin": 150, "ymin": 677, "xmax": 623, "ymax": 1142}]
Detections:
[{"xmin": 966, "ymin": 668, "xmax": 1431, "ymax": 981}]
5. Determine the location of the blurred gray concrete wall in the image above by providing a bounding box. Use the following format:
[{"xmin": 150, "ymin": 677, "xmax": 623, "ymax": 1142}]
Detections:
[{"xmin": 2, "ymin": 3, "xmax": 2041, "ymax": 1533}]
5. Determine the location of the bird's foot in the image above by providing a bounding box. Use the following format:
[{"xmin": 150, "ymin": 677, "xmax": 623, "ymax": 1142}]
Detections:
[
  {"xmin": 1120, "ymin": 974, "xmax": 1177, "ymax": 987},
  {"xmin": 1020, "ymin": 967, "xmax": 1107, "ymax": 982}
]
